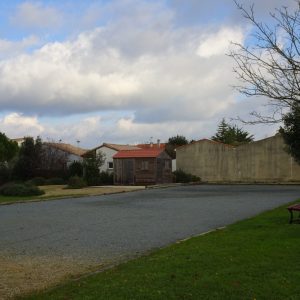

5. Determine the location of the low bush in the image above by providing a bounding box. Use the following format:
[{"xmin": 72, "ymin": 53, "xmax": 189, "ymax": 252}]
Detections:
[
  {"xmin": 45, "ymin": 177, "xmax": 65, "ymax": 185},
  {"xmin": 26, "ymin": 177, "xmax": 46, "ymax": 186},
  {"xmin": 0, "ymin": 163, "xmax": 10, "ymax": 186},
  {"xmin": 67, "ymin": 176, "xmax": 87, "ymax": 189},
  {"xmin": 173, "ymin": 169, "xmax": 201, "ymax": 183},
  {"xmin": 68, "ymin": 161, "xmax": 83, "ymax": 177},
  {"xmin": 99, "ymin": 171, "xmax": 114, "ymax": 185},
  {"xmin": 85, "ymin": 171, "xmax": 114, "ymax": 186},
  {"xmin": 0, "ymin": 183, "xmax": 45, "ymax": 197}
]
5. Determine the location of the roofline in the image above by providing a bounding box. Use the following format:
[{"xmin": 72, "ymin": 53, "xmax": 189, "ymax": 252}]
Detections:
[
  {"xmin": 176, "ymin": 139, "xmax": 235, "ymax": 150},
  {"xmin": 44, "ymin": 142, "xmax": 88, "ymax": 156},
  {"xmin": 113, "ymin": 149, "xmax": 165, "ymax": 159},
  {"xmin": 176, "ymin": 135, "xmax": 279, "ymax": 151}
]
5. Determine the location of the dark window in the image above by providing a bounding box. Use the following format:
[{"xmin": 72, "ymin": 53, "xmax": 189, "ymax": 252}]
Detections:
[{"xmin": 108, "ymin": 162, "xmax": 113, "ymax": 169}]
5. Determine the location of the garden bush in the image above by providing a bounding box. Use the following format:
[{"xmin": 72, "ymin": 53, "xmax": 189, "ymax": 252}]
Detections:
[
  {"xmin": 26, "ymin": 177, "xmax": 46, "ymax": 186},
  {"xmin": 45, "ymin": 177, "xmax": 65, "ymax": 185},
  {"xmin": 99, "ymin": 171, "xmax": 114, "ymax": 185},
  {"xmin": 0, "ymin": 163, "xmax": 10, "ymax": 186},
  {"xmin": 0, "ymin": 183, "xmax": 45, "ymax": 196},
  {"xmin": 67, "ymin": 176, "xmax": 87, "ymax": 189},
  {"xmin": 173, "ymin": 169, "xmax": 201, "ymax": 183},
  {"xmin": 85, "ymin": 171, "xmax": 114, "ymax": 186},
  {"xmin": 68, "ymin": 161, "xmax": 83, "ymax": 177}
]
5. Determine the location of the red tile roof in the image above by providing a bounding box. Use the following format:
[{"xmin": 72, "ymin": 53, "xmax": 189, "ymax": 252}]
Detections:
[{"xmin": 113, "ymin": 149, "xmax": 164, "ymax": 158}]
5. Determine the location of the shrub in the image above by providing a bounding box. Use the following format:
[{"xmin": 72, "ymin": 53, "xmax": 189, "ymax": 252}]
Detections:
[
  {"xmin": 0, "ymin": 163, "xmax": 10, "ymax": 186},
  {"xmin": 68, "ymin": 161, "xmax": 83, "ymax": 177},
  {"xmin": 26, "ymin": 177, "xmax": 46, "ymax": 186},
  {"xmin": 85, "ymin": 172, "xmax": 114, "ymax": 186},
  {"xmin": 0, "ymin": 183, "xmax": 45, "ymax": 197},
  {"xmin": 67, "ymin": 176, "xmax": 87, "ymax": 189},
  {"xmin": 99, "ymin": 171, "xmax": 114, "ymax": 185},
  {"xmin": 173, "ymin": 169, "xmax": 201, "ymax": 183},
  {"xmin": 45, "ymin": 177, "xmax": 65, "ymax": 185}
]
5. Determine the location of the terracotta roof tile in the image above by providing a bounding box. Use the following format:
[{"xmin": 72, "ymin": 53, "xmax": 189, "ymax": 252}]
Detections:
[{"xmin": 113, "ymin": 149, "xmax": 164, "ymax": 158}]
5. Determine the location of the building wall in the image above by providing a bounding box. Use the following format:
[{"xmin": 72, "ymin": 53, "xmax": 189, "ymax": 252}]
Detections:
[
  {"xmin": 176, "ymin": 135, "xmax": 300, "ymax": 183},
  {"xmin": 114, "ymin": 153, "xmax": 172, "ymax": 185},
  {"xmin": 96, "ymin": 147, "xmax": 116, "ymax": 173}
]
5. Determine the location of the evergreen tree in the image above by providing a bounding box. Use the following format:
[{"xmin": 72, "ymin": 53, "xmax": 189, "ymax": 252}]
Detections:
[
  {"xmin": 0, "ymin": 132, "xmax": 18, "ymax": 162},
  {"xmin": 12, "ymin": 137, "xmax": 45, "ymax": 180},
  {"xmin": 212, "ymin": 119, "xmax": 254, "ymax": 146},
  {"xmin": 280, "ymin": 104, "xmax": 300, "ymax": 163},
  {"xmin": 166, "ymin": 135, "xmax": 189, "ymax": 159}
]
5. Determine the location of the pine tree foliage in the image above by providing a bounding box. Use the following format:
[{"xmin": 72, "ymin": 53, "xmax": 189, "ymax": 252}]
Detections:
[
  {"xmin": 280, "ymin": 104, "xmax": 300, "ymax": 163},
  {"xmin": 212, "ymin": 119, "xmax": 254, "ymax": 146},
  {"xmin": 0, "ymin": 132, "xmax": 18, "ymax": 163}
]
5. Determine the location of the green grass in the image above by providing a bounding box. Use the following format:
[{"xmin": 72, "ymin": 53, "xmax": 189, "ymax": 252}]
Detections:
[
  {"xmin": 0, "ymin": 195, "xmax": 41, "ymax": 203},
  {"xmin": 20, "ymin": 201, "xmax": 300, "ymax": 300}
]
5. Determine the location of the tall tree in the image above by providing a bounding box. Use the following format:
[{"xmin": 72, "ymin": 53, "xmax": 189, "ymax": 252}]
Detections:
[
  {"xmin": 83, "ymin": 151, "xmax": 105, "ymax": 185},
  {"xmin": 230, "ymin": 2, "xmax": 300, "ymax": 124},
  {"xmin": 166, "ymin": 135, "xmax": 188, "ymax": 159},
  {"xmin": 0, "ymin": 132, "xmax": 18, "ymax": 163},
  {"xmin": 12, "ymin": 137, "xmax": 44, "ymax": 180},
  {"xmin": 212, "ymin": 119, "xmax": 254, "ymax": 146},
  {"xmin": 280, "ymin": 104, "xmax": 300, "ymax": 163},
  {"xmin": 230, "ymin": 1, "xmax": 300, "ymax": 161}
]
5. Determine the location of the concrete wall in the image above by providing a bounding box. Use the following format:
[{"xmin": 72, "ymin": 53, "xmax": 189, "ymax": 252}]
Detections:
[{"xmin": 176, "ymin": 135, "xmax": 300, "ymax": 183}]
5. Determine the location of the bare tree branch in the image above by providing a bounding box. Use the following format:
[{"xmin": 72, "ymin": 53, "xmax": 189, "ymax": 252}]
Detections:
[{"xmin": 230, "ymin": 1, "xmax": 300, "ymax": 123}]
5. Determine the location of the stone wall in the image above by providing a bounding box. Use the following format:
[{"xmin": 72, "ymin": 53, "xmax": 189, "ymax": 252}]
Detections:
[{"xmin": 176, "ymin": 135, "xmax": 300, "ymax": 183}]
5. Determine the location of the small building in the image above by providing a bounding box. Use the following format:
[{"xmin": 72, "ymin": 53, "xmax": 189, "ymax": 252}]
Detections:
[
  {"xmin": 85, "ymin": 143, "xmax": 142, "ymax": 173},
  {"xmin": 113, "ymin": 149, "xmax": 172, "ymax": 185}
]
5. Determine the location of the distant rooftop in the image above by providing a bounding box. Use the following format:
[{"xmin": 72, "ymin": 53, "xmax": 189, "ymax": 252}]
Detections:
[{"xmin": 44, "ymin": 142, "xmax": 89, "ymax": 156}]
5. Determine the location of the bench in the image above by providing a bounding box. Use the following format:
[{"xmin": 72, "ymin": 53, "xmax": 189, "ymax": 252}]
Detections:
[{"xmin": 287, "ymin": 204, "xmax": 300, "ymax": 224}]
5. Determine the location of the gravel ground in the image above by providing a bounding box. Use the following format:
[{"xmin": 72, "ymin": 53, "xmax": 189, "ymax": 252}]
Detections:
[{"xmin": 1, "ymin": 184, "xmax": 300, "ymax": 298}]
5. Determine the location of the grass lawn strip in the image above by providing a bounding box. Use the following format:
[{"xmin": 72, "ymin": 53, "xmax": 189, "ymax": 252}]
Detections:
[
  {"xmin": 0, "ymin": 185, "xmax": 144, "ymax": 205},
  {"xmin": 20, "ymin": 200, "xmax": 300, "ymax": 300}
]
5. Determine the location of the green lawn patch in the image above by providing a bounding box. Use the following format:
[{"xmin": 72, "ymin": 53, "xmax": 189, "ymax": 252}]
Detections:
[
  {"xmin": 20, "ymin": 200, "xmax": 300, "ymax": 300},
  {"xmin": 0, "ymin": 195, "xmax": 41, "ymax": 204}
]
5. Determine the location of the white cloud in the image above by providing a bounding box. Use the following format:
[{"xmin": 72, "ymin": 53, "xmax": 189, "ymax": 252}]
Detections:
[
  {"xmin": 197, "ymin": 27, "xmax": 244, "ymax": 58},
  {"xmin": 0, "ymin": 20, "xmax": 245, "ymax": 122},
  {"xmin": 0, "ymin": 36, "xmax": 40, "ymax": 59},
  {"xmin": 11, "ymin": 2, "xmax": 62, "ymax": 29},
  {"xmin": 0, "ymin": 113, "xmax": 44, "ymax": 138},
  {"xmin": 0, "ymin": 0, "xmax": 282, "ymax": 146}
]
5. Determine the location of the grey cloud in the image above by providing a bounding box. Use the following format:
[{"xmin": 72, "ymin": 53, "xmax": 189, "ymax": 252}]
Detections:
[{"xmin": 10, "ymin": 2, "xmax": 63, "ymax": 29}]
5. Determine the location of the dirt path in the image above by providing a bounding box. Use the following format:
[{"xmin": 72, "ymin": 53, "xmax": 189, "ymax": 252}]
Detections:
[{"xmin": 0, "ymin": 254, "xmax": 96, "ymax": 299}]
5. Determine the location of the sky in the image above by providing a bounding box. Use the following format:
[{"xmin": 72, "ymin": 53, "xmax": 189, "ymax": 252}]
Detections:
[{"xmin": 0, "ymin": 0, "xmax": 296, "ymax": 148}]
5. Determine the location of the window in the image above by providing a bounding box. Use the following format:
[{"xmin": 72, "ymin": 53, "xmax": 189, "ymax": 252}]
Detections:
[
  {"xmin": 141, "ymin": 160, "xmax": 149, "ymax": 170},
  {"xmin": 108, "ymin": 161, "xmax": 113, "ymax": 169}
]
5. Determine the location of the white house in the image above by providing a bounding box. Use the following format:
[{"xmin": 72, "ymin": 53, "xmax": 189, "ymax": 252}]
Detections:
[{"xmin": 92, "ymin": 143, "xmax": 141, "ymax": 173}]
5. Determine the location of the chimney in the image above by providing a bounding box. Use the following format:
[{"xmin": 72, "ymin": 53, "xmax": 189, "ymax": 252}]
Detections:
[{"xmin": 157, "ymin": 139, "xmax": 160, "ymax": 148}]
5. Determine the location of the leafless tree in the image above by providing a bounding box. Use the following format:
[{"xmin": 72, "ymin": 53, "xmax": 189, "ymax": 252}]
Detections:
[{"xmin": 229, "ymin": 1, "xmax": 300, "ymax": 124}]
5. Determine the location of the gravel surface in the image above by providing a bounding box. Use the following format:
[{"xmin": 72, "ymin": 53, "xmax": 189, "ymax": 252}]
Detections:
[
  {"xmin": 1, "ymin": 184, "xmax": 300, "ymax": 260},
  {"xmin": 0, "ymin": 184, "xmax": 300, "ymax": 298}
]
